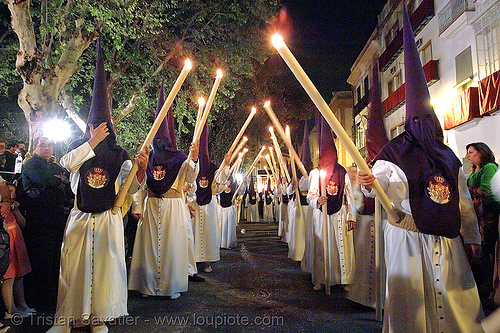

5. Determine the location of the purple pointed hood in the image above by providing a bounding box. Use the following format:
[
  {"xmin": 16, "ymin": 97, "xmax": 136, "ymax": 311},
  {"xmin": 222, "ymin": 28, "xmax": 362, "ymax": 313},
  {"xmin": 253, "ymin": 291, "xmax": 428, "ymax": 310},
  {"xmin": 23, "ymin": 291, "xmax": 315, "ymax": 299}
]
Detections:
[
  {"xmin": 70, "ymin": 41, "xmax": 129, "ymax": 213},
  {"xmin": 366, "ymin": 61, "xmax": 389, "ymax": 162},
  {"xmin": 196, "ymin": 123, "xmax": 216, "ymax": 205},
  {"xmin": 318, "ymin": 116, "xmax": 346, "ymax": 215},
  {"xmin": 84, "ymin": 41, "xmax": 116, "ymax": 143},
  {"xmin": 167, "ymin": 105, "xmax": 177, "ymax": 150},
  {"xmin": 373, "ymin": 5, "xmax": 461, "ymax": 238},
  {"xmin": 152, "ymin": 81, "xmax": 172, "ymax": 145},
  {"xmin": 147, "ymin": 82, "xmax": 187, "ymax": 196},
  {"xmin": 403, "ymin": 6, "xmax": 443, "ymax": 147},
  {"xmin": 300, "ymin": 120, "xmax": 313, "ymax": 173}
]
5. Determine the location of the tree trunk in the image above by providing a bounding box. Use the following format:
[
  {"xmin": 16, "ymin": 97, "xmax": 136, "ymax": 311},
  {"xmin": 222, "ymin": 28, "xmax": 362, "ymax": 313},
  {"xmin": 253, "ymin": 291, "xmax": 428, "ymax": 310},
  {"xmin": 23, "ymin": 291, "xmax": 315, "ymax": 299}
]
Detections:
[{"xmin": 7, "ymin": 0, "xmax": 97, "ymax": 149}]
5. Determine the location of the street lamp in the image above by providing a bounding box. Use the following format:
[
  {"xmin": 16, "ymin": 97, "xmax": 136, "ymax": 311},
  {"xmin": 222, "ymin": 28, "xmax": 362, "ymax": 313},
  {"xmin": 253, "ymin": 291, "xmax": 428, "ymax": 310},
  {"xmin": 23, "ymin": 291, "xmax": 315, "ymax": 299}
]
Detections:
[{"xmin": 43, "ymin": 119, "xmax": 72, "ymax": 142}]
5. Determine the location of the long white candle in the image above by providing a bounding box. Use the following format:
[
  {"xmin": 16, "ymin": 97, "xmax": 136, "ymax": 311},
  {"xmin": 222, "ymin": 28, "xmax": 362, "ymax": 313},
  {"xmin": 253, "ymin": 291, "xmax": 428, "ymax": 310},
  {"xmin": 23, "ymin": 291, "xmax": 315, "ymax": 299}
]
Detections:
[
  {"xmin": 113, "ymin": 59, "xmax": 192, "ymax": 214},
  {"xmin": 268, "ymin": 147, "xmax": 279, "ymax": 179},
  {"xmin": 230, "ymin": 136, "xmax": 248, "ymax": 163},
  {"xmin": 229, "ymin": 107, "xmax": 256, "ymax": 154},
  {"xmin": 265, "ymin": 154, "xmax": 278, "ymax": 182},
  {"xmin": 270, "ymin": 126, "xmax": 291, "ymax": 183},
  {"xmin": 272, "ymin": 33, "xmax": 398, "ymax": 223},
  {"xmin": 232, "ymin": 146, "xmax": 266, "ymax": 201},
  {"xmin": 320, "ymin": 168, "xmax": 330, "ymax": 294},
  {"xmin": 194, "ymin": 97, "xmax": 206, "ymax": 139},
  {"xmin": 194, "ymin": 69, "xmax": 223, "ymax": 143},
  {"xmin": 263, "ymin": 101, "xmax": 308, "ymax": 179}
]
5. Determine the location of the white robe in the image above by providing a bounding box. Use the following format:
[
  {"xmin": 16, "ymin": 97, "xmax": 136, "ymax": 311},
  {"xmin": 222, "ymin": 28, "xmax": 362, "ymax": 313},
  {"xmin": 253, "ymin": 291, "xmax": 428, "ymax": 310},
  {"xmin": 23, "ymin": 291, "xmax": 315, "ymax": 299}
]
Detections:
[
  {"xmin": 219, "ymin": 182, "xmax": 244, "ymax": 249},
  {"xmin": 219, "ymin": 205, "xmax": 237, "ymax": 249},
  {"xmin": 185, "ymin": 184, "xmax": 198, "ymax": 276},
  {"xmin": 192, "ymin": 166, "xmax": 228, "ymax": 262},
  {"xmin": 128, "ymin": 159, "xmax": 198, "ymax": 296},
  {"xmin": 262, "ymin": 192, "xmax": 274, "ymax": 222},
  {"xmin": 287, "ymin": 178, "xmax": 308, "ymax": 261},
  {"xmin": 307, "ymin": 169, "xmax": 355, "ymax": 287},
  {"xmin": 363, "ymin": 160, "xmax": 483, "ymax": 333},
  {"xmin": 245, "ymin": 193, "xmax": 259, "ymax": 222},
  {"xmin": 277, "ymin": 184, "xmax": 289, "ymax": 241},
  {"xmin": 56, "ymin": 142, "xmax": 142, "ymax": 324},
  {"xmin": 300, "ymin": 203, "xmax": 315, "ymax": 273}
]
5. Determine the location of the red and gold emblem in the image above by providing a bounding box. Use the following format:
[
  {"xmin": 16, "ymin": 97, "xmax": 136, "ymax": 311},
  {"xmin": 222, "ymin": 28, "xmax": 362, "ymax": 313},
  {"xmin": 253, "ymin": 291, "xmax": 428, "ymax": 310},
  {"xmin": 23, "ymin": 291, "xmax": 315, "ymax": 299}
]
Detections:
[
  {"xmin": 85, "ymin": 167, "xmax": 108, "ymax": 189},
  {"xmin": 426, "ymin": 175, "xmax": 451, "ymax": 204},
  {"xmin": 152, "ymin": 165, "xmax": 166, "ymax": 181},
  {"xmin": 199, "ymin": 176, "xmax": 209, "ymax": 188},
  {"xmin": 327, "ymin": 181, "xmax": 338, "ymax": 196}
]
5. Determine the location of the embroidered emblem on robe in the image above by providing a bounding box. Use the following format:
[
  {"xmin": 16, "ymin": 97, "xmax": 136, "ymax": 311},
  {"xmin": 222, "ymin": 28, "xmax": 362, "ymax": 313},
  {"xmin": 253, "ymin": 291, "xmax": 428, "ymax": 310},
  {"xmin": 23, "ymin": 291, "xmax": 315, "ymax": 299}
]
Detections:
[
  {"xmin": 85, "ymin": 167, "xmax": 109, "ymax": 189},
  {"xmin": 152, "ymin": 165, "xmax": 166, "ymax": 181},
  {"xmin": 426, "ymin": 175, "xmax": 451, "ymax": 204},
  {"xmin": 327, "ymin": 181, "xmax": 339, "ymax": 196},
  {"xmin": 199, "ymin": 177, "xmax": 209, "ymax": 188}
]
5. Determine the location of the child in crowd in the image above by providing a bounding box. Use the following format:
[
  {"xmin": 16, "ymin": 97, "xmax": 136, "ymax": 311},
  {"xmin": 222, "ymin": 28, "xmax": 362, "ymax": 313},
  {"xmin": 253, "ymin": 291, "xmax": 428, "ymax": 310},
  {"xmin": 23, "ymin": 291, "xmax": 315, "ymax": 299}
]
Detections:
[{"xmin": 0, "ymin": 182, "xmax": 34, "ymax": 319}]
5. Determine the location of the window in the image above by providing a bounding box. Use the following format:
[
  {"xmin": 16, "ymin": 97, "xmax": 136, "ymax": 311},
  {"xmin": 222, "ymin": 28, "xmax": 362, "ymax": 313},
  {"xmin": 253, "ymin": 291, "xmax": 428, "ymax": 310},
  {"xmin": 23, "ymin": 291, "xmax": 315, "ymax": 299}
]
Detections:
[
  {"xmin": 455, "ymin": 46, "xmax": 473, "ymax": 86},
  {"xmin": 388, "ymin": 70, "xmax": 402, "ymax": 95},
  {"xmin": 385, "ymin": 20, "xmax": 400, "ymax": 47},
  {"xmin": 419, "ymin": 41, "xmax": 432, "ymax": 65},
  {"xmin": 363, "ymin": 76, "xmax": 369, "ymax": 99},
  {"xmin": 390, "ymin": 122, "xmax": 405, "ymax": 139},
  {"xmin": 357, "ymin": 86, "xmax": 362, "ymax": 103},
  {"xmin": 474, "ymin": 5, "xmax": 500, "ymax": 79},
  {"xmin": 356, "ymin": 124, "xmax": 366, "ymax": 149},
  {"xmin": 407, "ymin": 0, "xmax": 416, "ymax": 15}
]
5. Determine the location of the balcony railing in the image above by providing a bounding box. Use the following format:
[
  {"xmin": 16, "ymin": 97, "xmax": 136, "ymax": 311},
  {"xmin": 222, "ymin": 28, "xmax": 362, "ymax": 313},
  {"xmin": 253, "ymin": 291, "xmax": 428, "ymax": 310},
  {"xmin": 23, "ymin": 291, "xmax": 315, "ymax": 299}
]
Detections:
[
  {"xmin": 382, "ymin": 60, "xmax": 439, "ymax": 114},
  {"xmin": 438, "ymin": 0, "xmax": 474, "ymax": 35},
  {"xmin": 443, "ymin": 87, "xmax": 479, "ymax": 130},
  {"xmin": 353, "ymin": 93, "xmax": 369, "ymax": 116},
  {"xmin": 379, "ymin": 0, "xmax": 435, "ymax": 71}
]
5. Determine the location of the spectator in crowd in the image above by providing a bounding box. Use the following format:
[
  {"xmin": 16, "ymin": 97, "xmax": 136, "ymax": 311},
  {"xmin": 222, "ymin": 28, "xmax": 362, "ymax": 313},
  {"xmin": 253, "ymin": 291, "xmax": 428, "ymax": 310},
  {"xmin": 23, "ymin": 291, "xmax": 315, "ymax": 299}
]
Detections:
[
  {"xmin": 1, "ymin": 142, "xmax": 17, "ymax": 181},
  {"xmin": 466, "ymin": 142, "xmax": 500, "ymax": 309},
  {"xmin": 21, "ymin": 136, "xmax": 70, "ymax": 311},
  {"xmin": 0, "ymin": 181, "xmax": 33, "ymax": 319}
]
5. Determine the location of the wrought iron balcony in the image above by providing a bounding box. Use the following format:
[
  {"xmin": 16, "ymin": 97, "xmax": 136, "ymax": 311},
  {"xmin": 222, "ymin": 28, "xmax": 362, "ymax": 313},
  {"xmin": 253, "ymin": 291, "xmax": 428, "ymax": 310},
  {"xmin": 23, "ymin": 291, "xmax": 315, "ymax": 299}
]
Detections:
[{"xmin": 438, "ymin": 0, "xmax": 474, "ymax": 35}]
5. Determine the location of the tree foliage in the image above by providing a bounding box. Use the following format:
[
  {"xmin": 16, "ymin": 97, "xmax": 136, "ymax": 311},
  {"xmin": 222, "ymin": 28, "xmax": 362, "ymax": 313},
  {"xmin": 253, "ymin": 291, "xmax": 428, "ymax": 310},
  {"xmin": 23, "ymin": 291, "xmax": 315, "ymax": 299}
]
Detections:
[{"xmin": 2, "ymin": 0, "xmax": 288, "ymax": 157}]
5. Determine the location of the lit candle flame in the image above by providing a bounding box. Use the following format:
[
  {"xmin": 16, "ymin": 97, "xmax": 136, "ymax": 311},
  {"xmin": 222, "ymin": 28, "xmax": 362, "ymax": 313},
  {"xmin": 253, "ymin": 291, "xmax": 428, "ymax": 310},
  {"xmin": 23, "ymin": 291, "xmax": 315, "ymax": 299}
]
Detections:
[
  {"xmin": 272, "ymin": 34, "xmax": 285, "ymax": 48},
  {"xmin": 264, "ymin": 100, "xmax": 271, "ymax": 107},
  {"xmin": 251, "ymin": 107, "xmax": 257, "ymax": 115},
  {"xmin": 243, "ymin": 136, "xmax": 248, "ymax": 141},
  {"xmin": 198, "ymin": 97, "xmax": 205, "ymax": 106},
  {"xmin": 184, "ymin": 59, "xmax": 193, "ymax": 70},
  {"xmin": 216, "ymin": 69, "xmax": 223, "ymax": 78}
]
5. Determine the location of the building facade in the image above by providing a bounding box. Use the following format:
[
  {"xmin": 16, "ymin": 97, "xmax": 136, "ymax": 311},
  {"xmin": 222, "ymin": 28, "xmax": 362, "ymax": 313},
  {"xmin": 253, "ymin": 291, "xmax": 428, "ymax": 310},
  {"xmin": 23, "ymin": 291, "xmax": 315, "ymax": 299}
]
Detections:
[{"xmin": 348, "ymin": 0, "xmax": 500, "ymax": 167}]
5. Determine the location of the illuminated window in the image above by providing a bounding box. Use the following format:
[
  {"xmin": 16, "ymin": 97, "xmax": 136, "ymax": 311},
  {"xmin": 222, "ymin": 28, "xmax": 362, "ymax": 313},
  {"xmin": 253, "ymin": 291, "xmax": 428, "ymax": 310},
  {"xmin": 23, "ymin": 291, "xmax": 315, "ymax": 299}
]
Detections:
[
  {"xmin": 390, "ymin": 122, "xmax": 405, "ymax": 139},
  {"xmin": 388, "ymin": 70, "xmax": 402, "ymax": 95},
  {"xmin": 474, "ymin": 5, "xmax": 500, "ymax": 79},
  {"xmin": 419, "ymin": 41, "xmax": 433, "ymax": 65}
]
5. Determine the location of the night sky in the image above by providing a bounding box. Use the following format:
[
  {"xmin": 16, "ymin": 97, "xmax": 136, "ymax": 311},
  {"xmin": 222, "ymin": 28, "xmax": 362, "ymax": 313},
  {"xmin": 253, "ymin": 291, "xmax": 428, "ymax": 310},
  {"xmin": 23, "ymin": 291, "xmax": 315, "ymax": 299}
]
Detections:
[{"xmin": 279, "ymin": 0, "xmax": 386, "ymax": 99}]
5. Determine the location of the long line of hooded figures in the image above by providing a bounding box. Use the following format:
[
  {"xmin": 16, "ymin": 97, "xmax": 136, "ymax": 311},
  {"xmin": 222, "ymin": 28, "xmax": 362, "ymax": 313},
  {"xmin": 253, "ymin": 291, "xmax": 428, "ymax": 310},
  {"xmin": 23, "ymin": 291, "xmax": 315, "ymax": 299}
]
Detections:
[{"xmin": 5, "ymin": 6, "xmax": 500, "ymax": 333}]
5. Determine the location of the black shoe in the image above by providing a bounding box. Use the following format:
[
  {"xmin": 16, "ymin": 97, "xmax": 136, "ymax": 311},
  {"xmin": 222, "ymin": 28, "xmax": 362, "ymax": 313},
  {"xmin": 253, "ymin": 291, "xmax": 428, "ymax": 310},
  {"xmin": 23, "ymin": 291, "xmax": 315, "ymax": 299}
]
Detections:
[{"xmin": 188, "ymin": 274, "xmax": 205, "ymax": 282}]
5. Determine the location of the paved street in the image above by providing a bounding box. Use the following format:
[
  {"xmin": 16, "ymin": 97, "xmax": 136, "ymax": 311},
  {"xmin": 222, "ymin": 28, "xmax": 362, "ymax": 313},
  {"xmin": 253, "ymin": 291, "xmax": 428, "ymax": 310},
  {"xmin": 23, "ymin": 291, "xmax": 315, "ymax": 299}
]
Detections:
[{"xmin": 6, "ymin": 221, "xmax": 382, "ymax": 332}]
